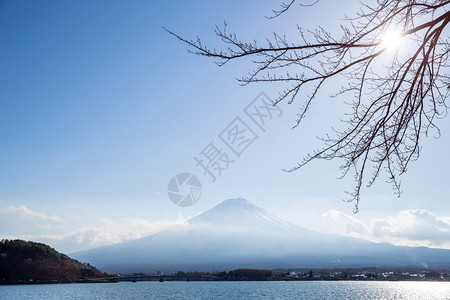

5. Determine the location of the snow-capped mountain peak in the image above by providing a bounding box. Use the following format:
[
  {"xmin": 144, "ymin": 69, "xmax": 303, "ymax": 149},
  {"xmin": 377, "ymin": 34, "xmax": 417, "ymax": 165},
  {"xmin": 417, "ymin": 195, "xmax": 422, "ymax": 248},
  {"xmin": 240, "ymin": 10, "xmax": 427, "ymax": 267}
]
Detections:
[
  {"xmin": 188, "ymin": 198, "xmax": 294, "ymax": 230},
  {"xmin": 72, "ymin": 198, "xmax": 450, "ymax": 273}
]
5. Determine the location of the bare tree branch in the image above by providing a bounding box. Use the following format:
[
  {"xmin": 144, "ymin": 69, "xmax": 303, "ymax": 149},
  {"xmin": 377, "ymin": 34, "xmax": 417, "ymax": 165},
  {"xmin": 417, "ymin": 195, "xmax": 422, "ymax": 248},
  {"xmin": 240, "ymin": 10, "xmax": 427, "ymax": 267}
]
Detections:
[{"xmin": 167, "ymin": 0, "xmax": 450, "ymax": 212}]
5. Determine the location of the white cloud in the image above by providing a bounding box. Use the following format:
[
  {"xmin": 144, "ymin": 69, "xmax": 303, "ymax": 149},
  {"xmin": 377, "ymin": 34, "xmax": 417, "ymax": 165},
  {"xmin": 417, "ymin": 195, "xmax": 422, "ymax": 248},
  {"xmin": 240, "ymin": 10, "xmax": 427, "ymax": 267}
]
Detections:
[
  {"xmin": 4, "ymin": 205, "xmax": 64, "ymax": 222},
  {"xmin": 322, "ymin": 210, "xmax": 371, "ymax": 237},
  {"xmin": 1, "ymin": 217, "xmax": 189, "ymax": 253},
  {"xmin": 67, "ymin": 217, "xmax": 189, "ymax": 247},
  {"xmin": 371, "ymin": 209, "xmax": 450, "ymax": 244},
  {"xmin": 322, "ymin": 209, "xmax": 450, "ymax": 249}
]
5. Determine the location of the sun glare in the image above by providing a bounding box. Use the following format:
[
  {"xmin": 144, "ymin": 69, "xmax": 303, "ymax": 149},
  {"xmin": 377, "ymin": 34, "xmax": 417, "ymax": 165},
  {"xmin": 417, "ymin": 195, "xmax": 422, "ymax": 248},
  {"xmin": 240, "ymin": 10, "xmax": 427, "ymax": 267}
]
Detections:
[{"xmin": 380, "ymin": 30, "xmax": 403, "ymax": 50}]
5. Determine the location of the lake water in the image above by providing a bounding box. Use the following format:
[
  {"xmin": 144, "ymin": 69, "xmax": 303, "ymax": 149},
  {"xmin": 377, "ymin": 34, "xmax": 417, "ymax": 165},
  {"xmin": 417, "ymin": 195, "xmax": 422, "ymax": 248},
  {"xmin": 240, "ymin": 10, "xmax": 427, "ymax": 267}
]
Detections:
[{"xmin": 1, "ymin": 281, "xmax": 450, "ymax": 299}]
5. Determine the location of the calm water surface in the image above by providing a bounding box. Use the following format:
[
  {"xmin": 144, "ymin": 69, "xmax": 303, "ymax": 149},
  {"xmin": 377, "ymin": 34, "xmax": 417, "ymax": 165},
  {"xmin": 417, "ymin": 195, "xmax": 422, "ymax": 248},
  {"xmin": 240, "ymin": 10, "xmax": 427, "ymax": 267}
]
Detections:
[{"xmin": 1, "ymin": 281, "xmax": 450, "ymax": 299}]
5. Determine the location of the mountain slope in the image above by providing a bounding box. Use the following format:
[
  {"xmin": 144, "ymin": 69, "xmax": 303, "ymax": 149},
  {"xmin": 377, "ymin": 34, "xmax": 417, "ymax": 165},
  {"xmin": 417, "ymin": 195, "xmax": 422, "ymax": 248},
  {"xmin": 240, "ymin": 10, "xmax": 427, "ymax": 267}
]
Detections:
[{"xmin": 71, "ymin": 198, "xmax": 450, "ymax": 273}]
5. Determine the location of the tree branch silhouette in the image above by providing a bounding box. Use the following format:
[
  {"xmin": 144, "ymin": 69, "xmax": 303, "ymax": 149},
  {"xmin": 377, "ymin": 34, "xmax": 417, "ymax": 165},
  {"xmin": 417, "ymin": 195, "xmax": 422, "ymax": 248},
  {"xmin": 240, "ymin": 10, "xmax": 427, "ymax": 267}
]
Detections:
[{"xmin": 167, "ymin": 0, "xmax": 450, "ymax": 212}]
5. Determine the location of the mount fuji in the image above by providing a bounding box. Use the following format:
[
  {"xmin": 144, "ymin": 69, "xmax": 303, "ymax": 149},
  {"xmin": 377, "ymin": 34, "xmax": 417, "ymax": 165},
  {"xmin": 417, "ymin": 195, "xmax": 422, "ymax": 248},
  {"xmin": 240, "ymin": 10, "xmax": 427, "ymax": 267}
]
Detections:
[{"xmin": 71, "ymin": 198, "xmax": 450, "ymax": 273}]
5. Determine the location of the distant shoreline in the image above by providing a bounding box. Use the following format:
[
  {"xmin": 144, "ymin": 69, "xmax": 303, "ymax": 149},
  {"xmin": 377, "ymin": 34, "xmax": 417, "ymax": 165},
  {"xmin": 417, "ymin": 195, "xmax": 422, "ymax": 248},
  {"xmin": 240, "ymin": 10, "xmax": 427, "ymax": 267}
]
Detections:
[
  {"xmin": 2, "ymin": 276, "xmax": 449, "ymax": 286},
  {"xmin": 0, "ymin": 278, "xmax": 119, "ymax": 286}
]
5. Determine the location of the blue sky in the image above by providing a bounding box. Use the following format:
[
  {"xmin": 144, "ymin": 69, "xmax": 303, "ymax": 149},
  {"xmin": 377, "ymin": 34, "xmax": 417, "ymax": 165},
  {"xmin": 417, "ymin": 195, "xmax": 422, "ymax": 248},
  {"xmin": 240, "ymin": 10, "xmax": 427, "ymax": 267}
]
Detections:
[{"xmin": 1, "ymin": 0, "xmax": 449, "ymax": 253}]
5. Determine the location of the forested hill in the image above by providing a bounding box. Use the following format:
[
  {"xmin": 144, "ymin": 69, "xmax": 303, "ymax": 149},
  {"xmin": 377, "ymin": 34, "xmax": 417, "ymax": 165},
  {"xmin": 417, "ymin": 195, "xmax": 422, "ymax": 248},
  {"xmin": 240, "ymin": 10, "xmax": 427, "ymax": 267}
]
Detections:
[{"xmin": 0, "ymin": 239, "xmax": 108, "ymax": 283}]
